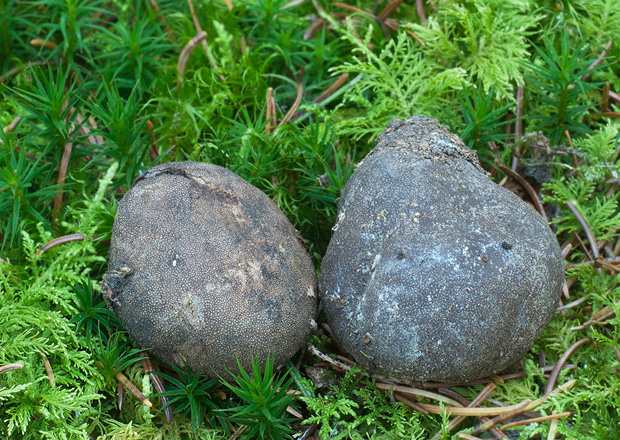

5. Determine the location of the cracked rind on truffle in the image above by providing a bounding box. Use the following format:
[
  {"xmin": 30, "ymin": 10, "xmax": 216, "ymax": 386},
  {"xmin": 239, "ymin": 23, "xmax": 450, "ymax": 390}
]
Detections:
[
  {"xmin": 102, "ymin": 161, "xmax": 318, "ymax": 378},
  {"xmin": 319, "ymin": 116, "xmax": 564, "ymax": 383}
]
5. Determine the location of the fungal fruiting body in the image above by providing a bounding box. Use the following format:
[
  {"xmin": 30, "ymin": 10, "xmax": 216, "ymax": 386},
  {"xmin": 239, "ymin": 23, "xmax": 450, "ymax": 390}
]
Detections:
[
  {"xmin": 319, "ymin": 116, "xmax": 564, "ymax": 382},
  {"xmin": 102, "ymin": 161, "xmax": 317, "ymax": 378}
]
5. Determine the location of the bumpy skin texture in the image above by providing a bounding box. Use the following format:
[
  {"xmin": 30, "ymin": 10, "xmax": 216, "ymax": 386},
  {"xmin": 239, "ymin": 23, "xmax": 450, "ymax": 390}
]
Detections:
[
  {"xmin": 319, "ymin": 116, "xmax": 564, "ymax": 383},
  {"xmin": 102, "ymin": 161, "xmax": 317, "ymax": 378}
]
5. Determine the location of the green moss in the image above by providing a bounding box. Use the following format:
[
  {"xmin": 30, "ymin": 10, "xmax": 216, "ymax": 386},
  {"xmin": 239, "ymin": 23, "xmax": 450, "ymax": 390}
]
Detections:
[{"xmin": 1, "ymin": 0, "xmax": 619, "ymax": 437}]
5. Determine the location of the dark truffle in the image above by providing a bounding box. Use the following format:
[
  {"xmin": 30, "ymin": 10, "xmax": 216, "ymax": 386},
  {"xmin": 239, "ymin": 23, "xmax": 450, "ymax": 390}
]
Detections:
[
  {"xmin": 102, "ymin": 161, "xmax": 317, "ymax": 378},
  {"xmin": 319, "ymin": 116, "xmax": 564, "ymax": 382}
]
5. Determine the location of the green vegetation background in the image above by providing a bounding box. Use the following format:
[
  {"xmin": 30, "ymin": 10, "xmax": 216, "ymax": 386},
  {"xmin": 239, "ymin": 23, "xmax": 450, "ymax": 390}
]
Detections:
[{"xmin": 1, "ymin": 0, "xmax": 619, "ymax": 438}]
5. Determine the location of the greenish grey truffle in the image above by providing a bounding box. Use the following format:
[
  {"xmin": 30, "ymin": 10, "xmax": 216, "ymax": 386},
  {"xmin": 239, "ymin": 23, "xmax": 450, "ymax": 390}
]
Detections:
[
  {"xmin": 319, "ymin": 116, "xmax": 563, "ymax": 383},
  {"xmin": 102, "ymin": 161, "xmax": 317, "ymax": 378}
]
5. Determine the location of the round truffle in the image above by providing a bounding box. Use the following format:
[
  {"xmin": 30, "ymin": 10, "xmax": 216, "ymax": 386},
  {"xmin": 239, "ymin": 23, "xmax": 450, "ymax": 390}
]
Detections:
[
  {"xmin": 319, "ymin": 116, "xmax": 564, "ymax": 382},
  {"xmin": 102, "ymin": 161, "xmax": 317, "ymax": 378}
]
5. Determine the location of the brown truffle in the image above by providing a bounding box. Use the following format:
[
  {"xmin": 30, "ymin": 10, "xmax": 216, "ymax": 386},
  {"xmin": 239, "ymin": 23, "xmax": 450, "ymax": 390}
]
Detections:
[
  {"xmin": 102, "ymin": 161, "xmax": 317, "ymax": 378},
  {"xmin": 319, "ymin": 116, "xmax": 564, "ymax": 382}
]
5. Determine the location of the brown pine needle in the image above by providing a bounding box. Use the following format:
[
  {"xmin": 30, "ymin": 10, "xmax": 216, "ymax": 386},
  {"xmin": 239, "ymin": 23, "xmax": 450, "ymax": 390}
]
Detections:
[
  {"xmin": 545, "ymin": 340, "xmax": 589, "ymax": 395},
  {"xmin": 270, "ymin": 94, "xmax": 278, "ymax": 128},
  {"xmin": 307, "ymin": 344, "xmax": 351, "ymax": 371},
  {"xmin": 440, "ymin": 388, "xmax": 509, "ymax": 439},
  {"xmin": 313, "ymin": 73, "xmax": 349, "ymax": 103},
  {"xmin": 378, "ymin": 0, "xmax": 404, "ymax": 21},
  {"xmin": 141, "ymin": 353, "xmax": 171, "ymax": 423},
  {"xmin": 96, "ymin": 360, "xmax": 151, "ymax": 407},
  {"xmin": 375, "ymin": 382, "xmax": 465, "ymax": 407},
  {"xmin": 416, "ymin": 0, "xmax": 427, "ymax": 25},
  {"xmin": 557, "ymin": 296, "xmax": 588, "ymax": 312},
  {"xmin": 147, "ymin": 0, "xmax": 174, "ymax": 38},
  {"xmin": 418, "ymin": 399, "xmax": 530, "ymax": 417},
  {"xmin": 229, "ymin": 424, "xmax": 247, "ymax": 440},
  {"xmin": 400, "ymin": 26, "xmax": 425, "ymax": 46},
  {"xmin": 3, "ymin": 116, "xmax": 21, "ymax": 134},
  {"xmin": 140, "ymin": 352, "xmax": 153, "ymax": 373},
  {"xmin": 146, "ymin": 120, "xmax": 159, "ymax": 161},
  {"xmin": 600, "ymin": 111, "xmax": 620, "ymax": 118},
  {"xmin": 187, "ymin": 0, "xmax": 225, "ymax": 81},
  {"xmin": 0, "ymin": 61, "xmax": 48, "ymax": 84},
  {"xmin": 498, "ymin": 164, "xmax": 548, "ymax": 222},
  {"xmin": 469, "ymin": 380, "xmax": 574, "ymax": 434},
  {"xmin": 38, "ymin": 350, "xmax": 55, "ymax": 387},
  {"xmin": 393, "ymin": 393, "xmax": 430, "ymax": 414},
  {"xmin": 548, "ymin": 413, "xmax": 559, "ymax": 440},
  {"xmin": 177, "ymin": 31, "xmax": 207, "ymax": 88},
  {"xmin": 30, "ymin": 39, "xmax": 58, "ymax": 50},
  {"xmin": 529, "ymin": 379, "xmax": 576, "ymax": 409},
  {"xmin": 278, "ymin": 83, "xmax": 303, "ymax": 127},
  {"xmin": 421, "ymin": 364, "xmax": 576, "ymax": 388},
  {"xmin": 76, "ymin": 112, "xmax": 102, "ymax": 146},
  {"xmin": 602, "ymin": 83, "xmax": 611, "ymax": 112},
  {"xmin": 187, "ymin": 0, "xmax": 208, "ymax": 56},
  {"xmin": 573, "ymin": 230, "xmax": 593, "ymax": 261},
  {"xmin": 265, "ymin": 87, "xmax": 274, "ymax": 135},
  {"xmin": 500, "ymin": 411, "xmax": 572, "ymax": 430},
  {"xmin": 0, "ymin": 363, "xmax": 24, "ymax": 375},
  {"xmin": 417, "ymin": 380, "xmax": 575, "ymax": 418},
  {"xmin": 566, "ymin": 201, "xmax": 598, "ymax": 260},
  {"xmin": 582, "ymin": 40, "xmax": 612, "ymax": 81},
  {"xmin": 52, "ymin": 140, "xmax": 73, "ymax": 221},
  {"xmin": 596, "ymin": 258, "xmax": 620, "ymax": 273},
  {"xmin": 116, "ymin": 370, "xmax": 153, "ymax": 408},
  {"xmin": 512, "ymin": 85, "xmax": 524, "ymax": 169},
  {"xmin": 609, "ymin": 90, "xmax": 620, "ymax": 105},
  {"xmin": 286, "ymin": 406, "xmax": 303, "ymax": 419},
  {"xmin": 567, "ymin": 40, "xmax": 612, "ymax": 89},
  {"xmin": 0, "ymin": 116, "xmax": 22, "ymax": 145},
  {"xmin": 117, "ymin": 380, "xmax": 124, "ymax": 410},
  {"xmin": 36, "ymin": 234, "xmax": 86, "ymax": 257},
  {"xmin": 570, "ymin": 309, "xmax": 612, "ymax": 330},
  {"xmin": 334, "ymin": 2, "xmax": 375, "ymax": 18},
  {"xmin": 431, "ymin": 383, "xmax": 496, "ymax": 440},
  {"xmin": 304, "ymin": 18, "xmax": 327, "ymax": 41},
  {"xmin": 282, "ymin": 0, "xmax": 306, "ymax": 9},
  {"xmin": 223, "ymin": 0, "xmax": 233, "ymax": 11},
  {"xmin": 485, "ymin": 398, "xmax": 542, "ymax": 419},
  {"xmin": 457, "ymin": 435, "xmax": 485, "ymax": 440},
  {"xmin": 471, "ymin": 400, "xmax": 531, "ymax": 434},
  {"xmin": 489, "ymin": 374, "xmax": 504, "ymax": 384},
  {"xmin": 564, "ymin": 130, "xmax": 580, "ymax": 173}
]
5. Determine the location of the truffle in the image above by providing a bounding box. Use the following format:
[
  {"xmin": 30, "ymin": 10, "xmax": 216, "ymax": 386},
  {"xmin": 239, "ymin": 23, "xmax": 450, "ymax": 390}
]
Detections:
[
  {"xmin": 102, "ymin": 161, "xmax": 317, "ymax": 378},
  {"xmin": 319, "ymin": 116, "xmax": 564, "ymax": 382}
]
